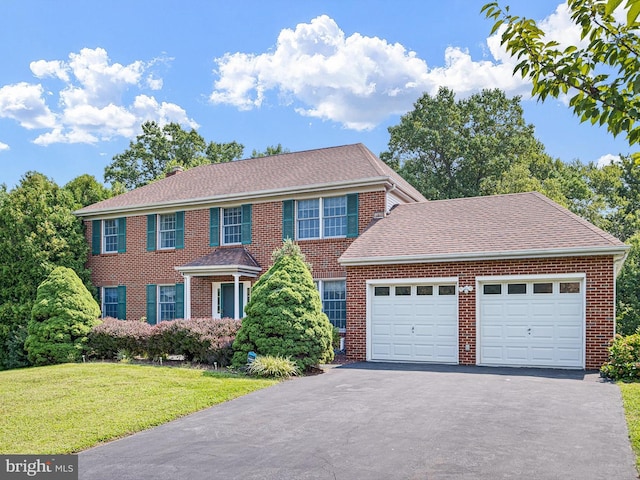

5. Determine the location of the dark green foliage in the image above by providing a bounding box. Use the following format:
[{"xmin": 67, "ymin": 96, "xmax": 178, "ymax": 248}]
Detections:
[
  {"xmin": 232, "ymin": 241, "xmax": 334, "ymax": 371},
  {"xmin": 104, "ymin": 121, "xmax": 245, "ymax": 190},
  {"xmin": 600, "ymin": 334, "xmax": 640, "ymax": 380},
  {"xmin": 86, "ymin": 317, "xmax": 241, "ymax": 366},
  {"xmin": 63, "ymin": 174, "xmax": 112, "ymax": 209},
  {"xmin": 0, "ymin": 172, "xmax": 92, "ymax": 370},
  {"xmin": 25, "ymin": 266, "xmax": 101, "ymax": 366},
  {"xmin": 617, "ymin": 234, "xmax": 640, "ymax": 335}
]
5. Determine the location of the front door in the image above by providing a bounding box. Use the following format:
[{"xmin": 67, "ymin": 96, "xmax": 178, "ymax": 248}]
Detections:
[{"xmin": 221, "ymin": 283, "xmax": 243, "ymax": 319}]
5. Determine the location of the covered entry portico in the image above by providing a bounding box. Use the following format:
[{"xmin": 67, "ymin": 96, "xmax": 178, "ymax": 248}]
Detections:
[{"xmin": 175, "ymin": 247, "xmax": 261, "ymax": 320}]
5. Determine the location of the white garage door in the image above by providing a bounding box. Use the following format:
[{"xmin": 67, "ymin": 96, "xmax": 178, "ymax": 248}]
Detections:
[
  {"xmin": 478, "ymin": 278, "xmax": 584, "ymax": 368},
  {"xmin": 370, "ymin": 282, "xmax": 458, "ymax": 363}
]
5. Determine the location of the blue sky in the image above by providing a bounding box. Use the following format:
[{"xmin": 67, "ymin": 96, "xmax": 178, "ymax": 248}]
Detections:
[{"xmin": 0, "ymin": 0, "xmax": 632, "ymax": 190}]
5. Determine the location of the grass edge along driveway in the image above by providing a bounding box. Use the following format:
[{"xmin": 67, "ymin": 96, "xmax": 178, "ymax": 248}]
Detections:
[
  {"xmin": 0, "ymin": 363, "xmax": 277, "ymax": 454},
  {"xmin": 620, "ymin": 382, "xmax": 640, "ymax": 471}
]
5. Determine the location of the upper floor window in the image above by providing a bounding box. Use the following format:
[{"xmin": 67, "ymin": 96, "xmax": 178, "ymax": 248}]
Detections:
[
  {"xmin": 222, "ymin": 207, "xmax": 243, "ymax": 245},
  {"xmin": 297, "ymin": 196, "xmax": 347, "ymax": 240},
  {"xmin": 102, "ymin": 219, "xmax": 118, "ymax": 253},
  {"xmin": 92, "ymin": 218, "xmax": 126, "ymax": 255},
  {"xmin": 158, "ymin": 213, "xmax": 176, "ymax": 249},
  {"xmin": 147, "ymin": 212, "xmax": 183, "ymax": 251}
]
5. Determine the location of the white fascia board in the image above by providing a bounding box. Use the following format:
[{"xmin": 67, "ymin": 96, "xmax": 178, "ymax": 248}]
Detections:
[
  {"xmin": 339, "ymin": 245, "xmax": 631, "ymax": 266},
  {"xmin": 175, "ymin": 265, "xmax": 261, "ymax": 277},
  {"xmin": 75, "ymin": 177, "xmax": 393, "ymax": 218}
]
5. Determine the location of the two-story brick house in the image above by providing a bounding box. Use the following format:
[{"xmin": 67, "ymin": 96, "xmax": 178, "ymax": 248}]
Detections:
[{"xmin": 76, "ymin": 143, "xmax": 628, "ymax": 369}]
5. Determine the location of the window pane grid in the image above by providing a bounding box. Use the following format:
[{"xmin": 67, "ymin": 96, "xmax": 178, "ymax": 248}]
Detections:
[
  {"xmin": 103, "ymin": 219, "xmax": 118, "ymax": 253},
  {"xmin": 103, "ymin": 287, "xmax": 118, "ymax": 318},
  {"xmin": 322, "ymin": 280, "xmax": 346, "ymax": 330},
  {"xmin": 223, "ymin": 207, "xmax": 242, "ymax": 244},
  {"xmin": 159, "ymin": 214, "xmax": 176, "ymax": 249},
  {"xmin": 323, "ymin": 197, "xmax": 347, "ymax": 237},
  {"xmin": 159, "ymin": 286, "xmax": 176, "ymax": 321},
  {"xmin": 297, "ymin": 199, "xmax": 320, "ymax": 239}
]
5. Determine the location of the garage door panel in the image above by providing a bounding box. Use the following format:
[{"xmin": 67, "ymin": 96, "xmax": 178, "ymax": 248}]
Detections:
[
  {"xmin": 370, "ymin": 282, "xmax": 458, "ymax": 364},
  {"xmin": 479, "ymin": 279, "xmax": 584, "ymax": 368}
]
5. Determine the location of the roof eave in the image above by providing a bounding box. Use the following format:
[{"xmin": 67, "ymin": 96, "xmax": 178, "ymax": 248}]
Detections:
[
  {"xmin": 174, "ymin": 264, "xmax": 262, "ymax": 277},
  {"xmin": 338, "ymin": 245, "xmax": 631, "ymax": 266},
  {"xmin": 75, "ymin": 176, "xmax": 398, "ymax": 218}
]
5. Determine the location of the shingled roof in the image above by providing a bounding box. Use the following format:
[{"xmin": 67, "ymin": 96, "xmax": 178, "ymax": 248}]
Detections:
[
  {"xmin": 76, "ymin": 143, "xmax": 425, "ymax": 216},
  {"xmin": 339, "ymin": 192, "xmax": 628, "ymax": 265}
]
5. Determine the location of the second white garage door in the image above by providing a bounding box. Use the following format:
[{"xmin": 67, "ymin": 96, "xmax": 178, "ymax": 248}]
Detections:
[
  {"xmin": 370, "ymin": 282, "xmax": 458, "ymax": 363},
  {"xmin": 478, "ymin": 277, "xmax": 584, "ymax": 368}
]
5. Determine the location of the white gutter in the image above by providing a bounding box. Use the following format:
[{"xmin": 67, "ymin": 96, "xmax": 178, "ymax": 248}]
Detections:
[
  {"xmin": 338, "ymin": 245, "xmax": 630, "ymax": 266},
  {"xmin": 75, "ymin": 177, "xmax": 397, "ymax": 218},
  {"xmin": 174, "ymin": 264, "xmax": 262, "ymax": 277}
]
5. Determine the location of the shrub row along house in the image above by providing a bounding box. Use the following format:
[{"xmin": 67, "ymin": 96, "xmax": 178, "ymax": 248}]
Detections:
[{"xmin": 76, "ymin": 144, "xmax": 629, "ymax": 369}]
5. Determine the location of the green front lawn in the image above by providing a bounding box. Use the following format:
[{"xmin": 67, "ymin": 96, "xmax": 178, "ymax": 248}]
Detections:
[
  {"xmin": 0, "ymin": 363, "xmax": 277, "ymax": 454},
  {"xmin": 620, "ymin": 382, "xmax": 640, "ymax": 469}
]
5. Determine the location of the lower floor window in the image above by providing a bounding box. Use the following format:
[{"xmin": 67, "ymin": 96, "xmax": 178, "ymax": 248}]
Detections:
[
  {"xmin": 159, "ymin": 285, "xmax": 176, "ymax": 321},
  {"xmin": 316, "ymin": 279, "xmax": 346, "ymax": 330},
  {"xmin": 102, "ymin": 287, "xmax": 118, "ymax": 318}
]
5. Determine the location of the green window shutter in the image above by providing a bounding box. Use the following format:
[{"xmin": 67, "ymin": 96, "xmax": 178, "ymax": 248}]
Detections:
[
  {"xmin": 241, "ymin": 204, "xmax": 252, "ymax": 245},
  {"xmin": 346, "ymin": 193, "xmax": 359, "ymax": 238},
  {"xmin": 282, "ymin": 200, "xmax": 294, "ymax": 240},
  {"xmin": 92, "ymin": 220, "xmax": 101, "ymax": 255},
  {"xmin": 117, "ymin": 217, "xmax": 126, "ymax": 253},
  {"xmin": 175, "ymin": 283, "xmax": 184, "ymax": 319},
  {"xmin": 175, "ymin": 211, "xmax": 184, "ymax": 249},
  {"xmin": 117, "ymin": 285, "xmax": 127, "ymax": 320},
  {"xmin": 146, "ymin": 284, "xmax": 157, "ymax": 325},
  {"xmin": 146, "ymin": 215, "xmax": 156, "ymax": 251},
  {"xmin": 210, "ymin": 208, "xmax": 220, "ymax": 247}
]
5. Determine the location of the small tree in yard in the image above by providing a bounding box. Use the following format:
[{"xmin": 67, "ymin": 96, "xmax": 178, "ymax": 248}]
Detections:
[
  {"xmin": 232, "ymin": 240, "xmax": 334, "ymax": 371},
  {"xmin": 25, "ymin": 266, "xmax": 101, "ymax": 366}
]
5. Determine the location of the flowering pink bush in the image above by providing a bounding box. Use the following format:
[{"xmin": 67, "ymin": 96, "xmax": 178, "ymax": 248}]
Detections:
[{"xmin": 87, "ymin": 317, "xmax": 241, "ymax": 366}]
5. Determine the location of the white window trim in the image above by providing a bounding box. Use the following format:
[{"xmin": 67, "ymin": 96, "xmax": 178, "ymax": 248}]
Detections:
[
  {"xmin": 101, "ymin": 286, "xmax": 119, "ymax": 318},
  {"xmin": 212, "ymin": 281, "xmax": 252, "ymax": 319},
  {"xmin": 157, "ymin": 284, "xmax": 177, "ymax": 323},
  {"xmin": 102, "ymin": 219, "xmax": 118, "ymax": 254},
  {"xmin": 316, "ymin": 278, "xmax": 347, "ymax": 332},
  {"xmin": 221, "ymin": 206, "xmax": 242, "ymax": 246},
  {"xmin": 157, "ymin": 213, "xmax": 176, "ymax": 250},
  {"xmin": 296, "ymin": 196, "xmax": 347, "ymax": 241}
]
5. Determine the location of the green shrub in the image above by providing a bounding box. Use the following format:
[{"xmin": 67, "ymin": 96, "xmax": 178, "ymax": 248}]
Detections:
[
  {"xmin": 600, "ymin": 334, "xmax": 640, "ymax": 380},
  {"xmin": 246, "ymin": 355, "xmax": 300, "ymax": 378},
  {"xmin": 25, "ymin": 266, "xmax": 101, "ymax": 366},
  {"xmin": 86, "ymin": 317, "xmax": 241, "ymax": 366},
  {"xmin": 86, "ymin": 318, "xmax": 151, "ymax": 359},
  {"xmin": 232, "ymin": 240, "xmax": 334, "ymax": 371}
]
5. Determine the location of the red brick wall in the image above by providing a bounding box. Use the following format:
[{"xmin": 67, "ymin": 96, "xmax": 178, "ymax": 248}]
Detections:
[
  {"xmin": 85, "ymin": 190, "xmax": 386, "ymax": 321},
  {"xmin": 345, "ymin": 256, "xmax": 615, "ymax": 369}
]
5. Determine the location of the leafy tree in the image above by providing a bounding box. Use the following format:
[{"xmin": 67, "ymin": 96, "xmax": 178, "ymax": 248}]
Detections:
[
  {"xmin": 381, "ymin": 87, "xmax": 561, "ymax": 200},
  {"xmin": 25, "ymin": 266, "xmax": 100, "ymax": 366},
  {"xmin": 0, "ymin": 172, "xmax": 92, "ymax": 370},
  {"xmin": 232, "ymin": 240, "xmax": 334, "ymax": 371},
  {"xmin": 483, "ymin": 0, "xmax": 640, "ymax": 145},
  {"xmin": 104, "ymin": 121, "xmax": 245, "ymax": 190},
  {"xmin": 64, "ymin": 174, "xmax": 112, "ymax": 209},
  {"xmin": 617, "ymin": 233, "xmax": 640, "ymax": 335},
  {"xmin": 251, "ymin": 144, "xmax": 290, "ymax": 158}
]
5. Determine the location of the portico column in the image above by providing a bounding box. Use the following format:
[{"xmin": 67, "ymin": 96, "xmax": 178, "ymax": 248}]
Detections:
[
  {"xmin": 232, "ymin": 273, "xmax": 241, "ymax": 320},
  {"xmin": 184, "ymin": 274, "xmax": 192, "ymax": 319}
]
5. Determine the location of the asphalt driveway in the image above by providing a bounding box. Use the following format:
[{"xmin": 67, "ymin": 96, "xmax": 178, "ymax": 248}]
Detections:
[{"xmin": 79, "ymin": 363, "xmax": 637, "ymax": 480}]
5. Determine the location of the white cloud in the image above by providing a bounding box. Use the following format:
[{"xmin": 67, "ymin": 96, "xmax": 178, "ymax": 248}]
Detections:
[
  {"xmin": 210, "ymin": 6, "xmax": 582, "ymax": 130},
  {"xmin": 0, "ymin": 47, "xmax": 196, "ymax": 145},
  {"xmin": 0, "ymin": 82, "xmax": 57, "ymax": 129},
  {"xmin": 596, "ymin": 153, "xmax": 620, "ymax": 168},
  {"xmin": 0, "ymin": 141, "xmax": 9, "ymax": 152}
]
